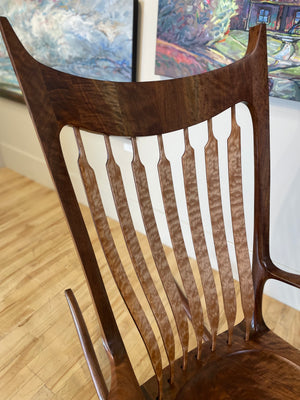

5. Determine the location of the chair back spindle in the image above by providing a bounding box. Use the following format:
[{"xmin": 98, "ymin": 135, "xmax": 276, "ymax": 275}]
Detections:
[{"xmin": 1, "ymin": 17, "xmax": 289, "ymax": 400}]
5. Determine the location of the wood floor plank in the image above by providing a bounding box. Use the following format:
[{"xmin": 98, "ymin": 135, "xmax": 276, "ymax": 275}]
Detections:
[
  {"xmin": 0, "ymin": 365, "xmax": 42, "ymax": 400},
  {"xmin": 0, "ymin": 168, "xmax": 299, "ymax": 399},
  {"xmin": 8, "ymin": 371, "xmax": 45, "ymax": 400}
]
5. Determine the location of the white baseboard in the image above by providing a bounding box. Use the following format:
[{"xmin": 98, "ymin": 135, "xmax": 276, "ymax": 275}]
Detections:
[{"xmin": 0, "ymin": 142, "xmax": 54, "ymax": 189}]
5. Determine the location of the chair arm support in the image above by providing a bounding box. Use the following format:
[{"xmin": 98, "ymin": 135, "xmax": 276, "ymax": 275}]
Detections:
[
  {"xmin": 66, "ymin": 289, "xmax": 146, "ymax": 399},
  {"xmin": 65, "ymin": 289, "xmax": 109, "ymax": 400},
  {"xmin": 264, "ymin": 260, "xmax": 300, "ymax": 289}
]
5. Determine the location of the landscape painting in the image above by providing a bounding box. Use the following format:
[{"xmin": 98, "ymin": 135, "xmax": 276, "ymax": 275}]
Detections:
[
  {"xmin": 156, "ymin": 0, "xmax": 300, "ymax": 101},
  {"xmin": 0, "ymin": 0, "xmax": 137, "ymax": 102}
]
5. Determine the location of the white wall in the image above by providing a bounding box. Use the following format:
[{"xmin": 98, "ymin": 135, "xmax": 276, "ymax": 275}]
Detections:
[
  {"xmin": 0, "ymin": 0, "xmax": 299, "ymax": 311},
  {"xmin": 0, "ymin": 145, "xmax": 3, "ymax": 167},
  {"xmin": 136, "ymin": 0, "xmax": 159, "ymax": 82}
]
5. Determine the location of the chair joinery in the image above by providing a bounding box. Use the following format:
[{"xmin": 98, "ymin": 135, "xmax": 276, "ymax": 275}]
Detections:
[
  {"xmin": 73, "ymin": 111, "xmax": 255, "ymax": 398},
  {"xmin": 1, "ymin": 15, "xmax": 299, "ymax": 399}
]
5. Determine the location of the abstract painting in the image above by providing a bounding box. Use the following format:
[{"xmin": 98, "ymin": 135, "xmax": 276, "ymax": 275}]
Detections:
[
  {"xmin": 156, "ymin": 0, "xmax": 300, "ymax": 101},
  {"xmin": 0, "ymin": 0, "xmax": 137, "ymax": 102}
]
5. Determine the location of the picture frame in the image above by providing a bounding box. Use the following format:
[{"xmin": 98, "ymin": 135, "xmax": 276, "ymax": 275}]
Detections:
[
  {"xmin": 0, "ymin": 0, "xmax": 138, "ymax": 103},
  {"xmin": 156, "ymin": 0, "xmax": 300, "ymax": 101}
]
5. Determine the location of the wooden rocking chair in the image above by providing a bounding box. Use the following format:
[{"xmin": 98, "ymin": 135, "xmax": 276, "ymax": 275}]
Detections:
[{"xmin": 1, "ymin": 17, "xmax": 299, "ymax": 399}]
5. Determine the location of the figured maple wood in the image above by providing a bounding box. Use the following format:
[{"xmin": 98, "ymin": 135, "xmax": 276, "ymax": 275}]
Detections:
[
  {"xmin": 103, "ymin": 135, "xmax": 175, "ymax": 385},
  {"xmin": 0, "ymin": 169, "xmax": 299, "ymax": 400},
  {"xmin": 131, "ymin": 138, "xmax": 189, "ymax": 372},
  {"xmin": 205, "ymin": 119, "xmax": 237, "ymax": 344},
  {"xmin": 228, "ymin": 106, "xmax": 255, "ymax": 341},
  {"xmin": 1, "ymin": 16, "xmax": 299, "ymax": 400},
  {"xmin": 157, "ymin": 135, "xmax": 204, "ymax": 360},
  {"xmin": 182, "ymin": 128, "xmax": 219, "ymax": 350},
  {"xmin": 74, "ymin": 128, "xmax": 161, "ymax": 398}
]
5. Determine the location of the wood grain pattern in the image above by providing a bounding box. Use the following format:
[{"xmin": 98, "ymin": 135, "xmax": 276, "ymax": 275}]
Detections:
[
  {"xmin": 157, "ymin": 135, "xmax": 204, "ymax": 360},
  {"xmin": 131, "ymin": 138, "xmax": 189, "ymax": 372},
  {"xmin": 182, "ymin": 128, "xmax": 219, "ymax": 350},
  {"xmin": 205, "ymin": 119, "xmax": 237, "ymax": 344},
  {"xmin": 176, "ymin": 349, "xmax": 300, "ymax": 400},
  {"xmin": 74, "ymin": 128, "xmax": 161, "ymax": 398},
  {"xmin": 104, "ymin": 135, "xmax": 175, "ymax": 385},
  {"xmin": 0, "ymin": 169, "xmax": 299, "ymax": 400},
  {"xmin": 228, "ymin": 106, "xmax": 255, "ymax": 341},
  {"xmin": 142, "ymin": 322, "xmax": 300, "ymax": 399},
  {"xmin": 1, "ymin": 16, "xmax": 299, "ymax": 399},
  {"xmin": 65, "ymin": 288, "xmax": 109, "ymax": 400}
]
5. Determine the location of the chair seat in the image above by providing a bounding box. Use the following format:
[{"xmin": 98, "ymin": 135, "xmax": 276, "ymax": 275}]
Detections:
[
  {"xmin": 177, "ymin": 350, "xmax": 300, "ymax": 399},
  {"xmin": 141, "ymin": 324, "xmax": 300, "ymax": 399}
]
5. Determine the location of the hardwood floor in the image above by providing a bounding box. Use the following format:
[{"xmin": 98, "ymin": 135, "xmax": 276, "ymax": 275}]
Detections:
[{"xmin": 1, "ymin": 168, "xmax": 299, "ymax": 399}]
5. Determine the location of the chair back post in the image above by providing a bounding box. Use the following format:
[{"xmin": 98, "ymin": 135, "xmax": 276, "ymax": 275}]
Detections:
[
  {"xmin": 0, "ymin": 16, "xmax": 280, "ymax": 397},
  {"xmin": 245, "ymin": 25, "xmax": 272, "ymax": 332},
  {"xmin": 0, "ymin": 16, "xmax": 133, "ymax": 367}
]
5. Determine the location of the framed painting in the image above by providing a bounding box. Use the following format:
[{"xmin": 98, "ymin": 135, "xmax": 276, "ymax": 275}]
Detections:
[
  {"xmin": 0, "ymin": 0, "xmax": 138, "ymax": 103},
  {"xmin": 156, "ymin": 0, "xmax": 300, "ymax": 101}
]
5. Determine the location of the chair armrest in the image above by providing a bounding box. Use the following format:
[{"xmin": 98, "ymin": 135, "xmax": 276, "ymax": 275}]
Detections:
[
  {"xmin": 65, "ymin": 289, "xmax": 109, "ymax": 400},
  {"xmin": 264, "ymin": 260, "xmax": 300, "ymax": 289},
  {"xmin": 65, "ymin": 289, "xmax": 145, "ymax": 400}
]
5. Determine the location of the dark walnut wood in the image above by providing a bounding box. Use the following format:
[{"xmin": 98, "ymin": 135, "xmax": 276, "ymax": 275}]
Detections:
[{"xmin": 1, "ymin": 17, "xmax": 299, "ymax": 400}]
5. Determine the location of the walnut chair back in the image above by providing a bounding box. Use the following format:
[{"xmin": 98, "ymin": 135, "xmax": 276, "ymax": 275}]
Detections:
[{"xmin": 1, "ymin": 17, "xmax": 299, "ymax": 400}]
